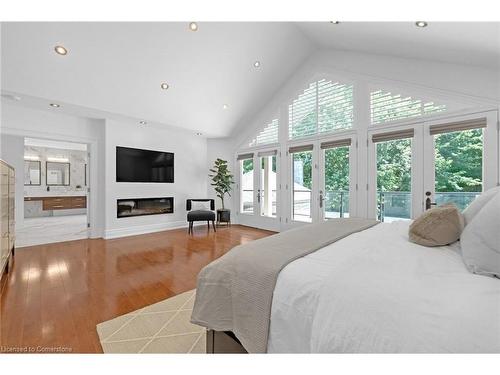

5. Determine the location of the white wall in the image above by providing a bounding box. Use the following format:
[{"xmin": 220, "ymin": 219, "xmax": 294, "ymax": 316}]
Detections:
[
  {"xmin": 206, "ymin": 138, "xmax": 236, "ymax": 214},
  {"xmin": 0, "ymin": 134, "xmax": 25, "ymax": 227},
  {"xmin": 104, "ymin": 119, "xmax": 208, "ymax": 238},
  {"xmin": 311, "ymin": 49, "xmax": 500, "ymax": 103},
  {"xmin": 1, "ymin": 104, "xmax": 209, "ymax": 239}
]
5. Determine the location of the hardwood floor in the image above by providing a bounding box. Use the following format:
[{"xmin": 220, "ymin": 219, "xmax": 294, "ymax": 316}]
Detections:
[{"xmin": 0, "ymin": 225, "xmax": 274, "ymax": 353}]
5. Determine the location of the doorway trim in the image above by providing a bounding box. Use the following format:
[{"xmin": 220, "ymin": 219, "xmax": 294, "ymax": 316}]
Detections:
[{"xmin": 1, "ymin": 126, "xmax": 103, "ymax": 239}]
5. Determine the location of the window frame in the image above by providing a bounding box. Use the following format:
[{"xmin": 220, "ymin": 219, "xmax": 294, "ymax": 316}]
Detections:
[
  {"xmin": 319, "ymin": 132, "xmax": 357, "ymax": 221},
  {"xmin": 288, "ymin": 142, "xmax": 315, "ymax": 224},
  {"xmin": 367, "ymin": 123, "xmax": 419, "ymax": 221},
  {"xmin": 238, "ymin": 156, "xmax": 256, "ymax": 216}
]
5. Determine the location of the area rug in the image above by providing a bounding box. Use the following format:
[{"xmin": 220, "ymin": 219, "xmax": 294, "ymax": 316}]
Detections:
[{"xmin": 96, "ymin": 289, "xmax": 206, "ymax": 353}]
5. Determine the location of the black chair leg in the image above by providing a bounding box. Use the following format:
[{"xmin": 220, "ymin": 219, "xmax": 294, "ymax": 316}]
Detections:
[
  {"xmin": 212, "ymin": 220, "xmax": 216, "ymax": 232},
  {"xmin": 188, "ymin": 221, "xmax": 193, "ymax": 234},
  {"xmin": 207, "ymin": 220, "xmax": 210, "ymax": 231}
]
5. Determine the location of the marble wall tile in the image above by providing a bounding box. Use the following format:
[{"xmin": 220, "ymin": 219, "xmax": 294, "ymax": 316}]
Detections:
[{"xmin": 24, "ymin": 146, "xmax": 88, "ymax": 196}]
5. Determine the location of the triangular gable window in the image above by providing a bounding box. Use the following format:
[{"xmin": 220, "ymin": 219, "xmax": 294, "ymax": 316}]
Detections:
[
  {"xmin": 289, "ymin": 79, "xmax": 353, "ymax": 139},
  {"xmin": 370, "ymin": 89, "xmax": 446, "ymax": 125},
  {"xmin": 249, "ymin": 118, "xmax": 279, "ymax": 147}
]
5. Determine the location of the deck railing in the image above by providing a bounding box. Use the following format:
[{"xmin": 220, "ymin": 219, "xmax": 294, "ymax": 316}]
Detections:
[{"xmin": 243, "ymin": 190, "xmax": 481, "ymax": 221}]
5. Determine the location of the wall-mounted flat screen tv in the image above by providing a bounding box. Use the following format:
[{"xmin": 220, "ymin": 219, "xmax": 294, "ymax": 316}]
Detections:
[{"xmin": 116, "ymin": 146, "xmax": 174, "ymax": 183}]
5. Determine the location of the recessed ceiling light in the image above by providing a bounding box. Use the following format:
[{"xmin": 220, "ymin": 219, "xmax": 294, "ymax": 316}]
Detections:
[
  {"xmin": 160, "ymin": 82, "xmax": 169, "ymax": 90},
  {"xmin": 54, "ymin": 45, "xmax": 68, "ymax": 55},
  {"xmin": 139, "ymin": 120, "xmax": 147, "ymax": 125},
  {"xmin": 49, "ymin": 103, "xmax": 60, "ymax": 108},
  {"xmin": 253, "ymin": 61, "xmax": 261, "ymax": 68},
  {"xmin": 415, "ymin": 21, "xmax": 428, "ymax": 28},
  {"xmin": 330, "ymin": 21, "xmax": 340, "ymax": 24},
  {"xmin": 189, "ymin": 22, "xmax": 198, "ymax": 31},
  {"xmin": 223, "ymin": 104, "xmax": 228, "ymax": 110},
  {"xmin": 196, "ymin": 132, "xmax": 203, "ymax": 136}
]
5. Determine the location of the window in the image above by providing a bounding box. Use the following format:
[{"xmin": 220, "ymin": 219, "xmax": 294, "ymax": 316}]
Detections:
[
  {"xmin": 432, "ymin": 120, "xmax": 485, "ymax": 210},
  {"xmin": 318, "ymin": 80, "xmax": 354, "ymax": 134},
  {"xmin": 239, "ymin": 156, "xmax": 254, "ymax": 214},
  {"xmin": 249, "ymin": 119, "xmax": 279, "ymax": 147},
  {"xmin": 373, "ymin": 130, "xmax": 414, "ymax": 222},
  {"xmin": 259, "ymin": 153, "xmax": 277, "ymax": 217},
  {"xmin": 289, "ymin": 79, "xmax": 353, "ymax": 139},
  {"xmin": 371, "ymin": 90, "xmax": 446, "ymax": 125},
  {"xmin": 290, "ymin": 146, "xmax": 313, "ymax": 222},
  {"xmin": 322, "ymin": 139, "xmax": 351, "ymax": 219}
]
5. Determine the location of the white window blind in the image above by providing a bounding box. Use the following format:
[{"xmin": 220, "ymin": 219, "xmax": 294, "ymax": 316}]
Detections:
[
  {"xmin": 370, "ymin": 90, "xmax": 446, "ymax": 125},
  {"xmin": 249, "ymin": 119, "xmax": 279, "ymax": 147},
  {"xmin": 318, "ymin": 80, "xmax": 353, "ymax": 133},
  {"xmin": 289, "ymin": 82, "xmax": 317, "ymax": 139},
  {"xmin": 289, "ymin": 79, "xmax": 353, "ymax": 139}
]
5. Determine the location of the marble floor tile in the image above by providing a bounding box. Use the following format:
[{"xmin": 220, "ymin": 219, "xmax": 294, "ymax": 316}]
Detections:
[{"xmin": 16, "ymin": 214, "xmax": 88, "ymax": 248}]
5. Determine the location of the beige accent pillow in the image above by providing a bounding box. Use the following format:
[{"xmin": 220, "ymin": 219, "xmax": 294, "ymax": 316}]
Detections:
[{"xmin": 409, "ymin": 204, "xmax": 464, "ymax": 247}]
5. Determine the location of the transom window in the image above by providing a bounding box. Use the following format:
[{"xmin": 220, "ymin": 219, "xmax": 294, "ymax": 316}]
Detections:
[
  {"xmin": 289, "ymin": 79, "xmax": 353, "ymax": 139},
  {"xmin": 249, "ymin": 119, "xmax": 279, "ymax": 147},
  {"xmin": 370, "ymin": 89, "xmax": 446, "ymax": 125}
]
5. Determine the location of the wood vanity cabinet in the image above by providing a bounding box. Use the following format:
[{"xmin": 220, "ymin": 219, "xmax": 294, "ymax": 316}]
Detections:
[
  {"xmin": 25, "ymin": 196, "xmax": 87, "ymax": 210},
  {"xmin": 1, "ymin": 160, "xmax": 15, "ymax": 285}
]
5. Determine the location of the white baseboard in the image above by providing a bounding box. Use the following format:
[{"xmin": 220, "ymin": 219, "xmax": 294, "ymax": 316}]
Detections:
[{"xmin": 104, "ymin": 220, "xmax": 207, "ymax": 239}]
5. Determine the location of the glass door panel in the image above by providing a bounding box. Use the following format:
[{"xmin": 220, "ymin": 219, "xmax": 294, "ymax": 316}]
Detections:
[
  {"xmin": 292, "ymin": 151, "xmax": 313, "ymax": 222},
  {"xmin": 376, "ymin": 138, "xmax": 412, "ymax": 222},
  {"xmin": 240, "ymin": 158, "xmax": 254, "ymax": 214},
  {"xmin": 323, "ymin": 146, "xmax": 350, "ymax": 219},
  {"xmin": 432, "ymin": 128, "xmax": 483, "ymax": 210},
  {"xmin": 259, "ymin": 155, "xmax": 277, "ymax": 218}
]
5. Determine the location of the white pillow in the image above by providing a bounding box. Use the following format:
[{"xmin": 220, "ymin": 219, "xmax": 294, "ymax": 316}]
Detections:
[
  {"xmin": 460, "ymin": 191, "xmax": 500, "ymax": 278},
  {"xmin": 191, "ymin": 201, "xmax": 211, "ymax": 211},
  {"xmin": 462, "ymin": 186, "xmax": 500, "ymax": 225}
]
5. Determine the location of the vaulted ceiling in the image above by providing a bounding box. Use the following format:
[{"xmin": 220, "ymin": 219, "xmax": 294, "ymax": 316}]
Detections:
[
  {"xmin": 1, "ymin": 22, "xmax": 312, "ymax": 137},
  {"xmin": 1, "ymin": 22, "xmax": 498, "ymax": 137},
  {"xmin": 298, "ymin": 22, "xmax": 500, "ymax": 69}
]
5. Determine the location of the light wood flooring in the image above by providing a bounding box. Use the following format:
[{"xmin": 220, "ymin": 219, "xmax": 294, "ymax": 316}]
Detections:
[{"xmin": 0, "ymin": 224, "xmax": 274, "ymax": 353}]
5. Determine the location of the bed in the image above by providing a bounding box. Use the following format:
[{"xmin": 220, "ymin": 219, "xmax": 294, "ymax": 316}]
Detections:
[
  {"xmin": 192, "ymin": 219, "xmax": 500, "ymax": 353},
  {"xmin": 268, "ymin": 221, "xmax": 500, "ymax": 353}
]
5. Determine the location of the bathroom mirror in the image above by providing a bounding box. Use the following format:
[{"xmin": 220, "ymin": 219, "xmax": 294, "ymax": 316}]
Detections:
[
  {"xmin": 24, "ymin": 160, "xmax": 41, "ymax": 185},
  {"xmin": 46, "ymin": 162, "xmax": 70, "ymax": 186}
]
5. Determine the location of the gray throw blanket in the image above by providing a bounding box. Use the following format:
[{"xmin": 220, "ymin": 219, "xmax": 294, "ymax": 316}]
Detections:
[{"xmin": 191, "ymin": 218, "xmax": 379, "ymax": 353}]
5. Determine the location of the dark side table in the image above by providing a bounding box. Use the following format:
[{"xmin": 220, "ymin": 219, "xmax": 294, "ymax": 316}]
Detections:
[{"xmin": 217, "ymin": 209, "xmax": 231, "ymax": 227}]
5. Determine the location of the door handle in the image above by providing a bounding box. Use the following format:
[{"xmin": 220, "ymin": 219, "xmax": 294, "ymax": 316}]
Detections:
[
  {"xmin": 319, "ymin": 190, "xmax": 324, "ymax": 208},
  {"xmin": 257, "ymin": 190, "xmax": 261, "ymax": 203},
  {"xmin": 425, "ymin": 191, "xmax": 437, "ymax": 210}
]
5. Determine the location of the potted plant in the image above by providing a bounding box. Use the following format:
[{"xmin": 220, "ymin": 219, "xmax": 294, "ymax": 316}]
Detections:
[{"xmin": 209, "ymin": 158, "xmax": 234, "ymax": 225}]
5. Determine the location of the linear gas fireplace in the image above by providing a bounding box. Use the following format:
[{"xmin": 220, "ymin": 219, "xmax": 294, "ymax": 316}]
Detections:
[{"xmin": 117, "ymin": 197, "xmax": 174, "ymax": 218}]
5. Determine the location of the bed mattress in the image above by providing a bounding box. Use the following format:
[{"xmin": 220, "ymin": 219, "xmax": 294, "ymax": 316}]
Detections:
[{"xmin": 267, "ymin": 221, "xmax": 500, "ymax": 353}]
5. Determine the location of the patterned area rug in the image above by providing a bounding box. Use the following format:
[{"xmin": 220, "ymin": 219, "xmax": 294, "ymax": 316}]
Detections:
[{"xmin": 96, "ymin": 290, "xmax": 206, "ymax": 353}]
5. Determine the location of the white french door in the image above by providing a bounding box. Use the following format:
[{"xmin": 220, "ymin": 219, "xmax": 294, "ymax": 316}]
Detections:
[
  {"xmin": 288, "ymin": 143, "xmax": 316, "ymax": 226},
  {"xmin": 368, "ymin": 126, "xmax": 418, "ymax": 221},
  {"xmin": 422, "ymin": 111, "xmax": 499, "ymax": 213},
  {"xmin": 237, "ymin": 148, "xmax": 281, "ymax": 231},
  {"xmin": 287, "ymin": 133, "xmax": 357, "ymax": 228},
  {"xmin": 318, "ymin": 135, "xmax": 357, "ymax": 221},
  {"xmin": 368, "ymin": 110, "xmax": 499, "ymax": 221}
]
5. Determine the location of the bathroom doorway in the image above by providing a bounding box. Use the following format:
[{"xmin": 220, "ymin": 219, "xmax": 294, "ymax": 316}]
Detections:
[{"xmin": 17, "ymin": 138, "xmax": 89, "ymax": 247}]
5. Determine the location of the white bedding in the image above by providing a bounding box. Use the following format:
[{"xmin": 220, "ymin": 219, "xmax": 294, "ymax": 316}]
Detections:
[{"xmin": 267, "ymin": 221, "xmax": 500, "ymax": 353}]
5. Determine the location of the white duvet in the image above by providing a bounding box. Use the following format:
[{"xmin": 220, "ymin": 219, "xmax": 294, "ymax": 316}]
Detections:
[{"xmin": 267, "ymin": 221, "xmax": 500, "ymax": 353}]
